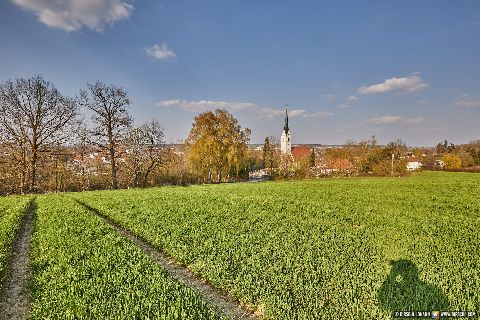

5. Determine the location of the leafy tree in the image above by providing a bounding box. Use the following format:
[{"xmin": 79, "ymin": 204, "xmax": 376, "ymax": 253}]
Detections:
[
  {"xmin": 436, "ymin": 140, "xmax": 455, "ymax": 154},
  {"xmin": 442, "ymin": 154, "xmax": 462, "ymax": 169},
  {"xmin": 78, "ymin": 81, "xmax": 132, "ymax": 189},
  {"xmin": 186, "ymin": 109, "xmax": 250, "ymax": 183},
  {"xmin": 262, "ymin": 137, "xmax": 271, "ymax": 169},
  {"xmin": 467, "ymin": 146, "xmax": 480, "ymax": 166},
  {"xmin": 262, "ymin": 136, "xmax": 278, "ymax": 175},
  {"xmin": 359, "ymin": 139, "xmax": 407, "ymax": 175},
  {"xmin": 436, "ymin": 140, "xmax": 448, "ymax": 154}
]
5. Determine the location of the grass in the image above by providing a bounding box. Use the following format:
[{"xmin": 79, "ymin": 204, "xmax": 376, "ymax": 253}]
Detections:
[
  {"xmin": 74, "ymin": 172, "xmax": 480, "ymax": 319},
  {"xmin": 28, "ymin": 195, "xmax": 223, "ymax": 319}
]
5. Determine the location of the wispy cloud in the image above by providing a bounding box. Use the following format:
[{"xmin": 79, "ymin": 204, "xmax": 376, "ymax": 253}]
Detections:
[
  {"xmin": 155, "ymin": 99, "xmax": 332, "ymax": 119},
  {"xmin": 337, "ymin": 104, "xmax": 350, "ymax": 109},
  {"xmin": 309, "ymin": 111, "xmax": 334, "ymax": 118},
  {"xmin": 11, "ymin": 0, "xmax": 133, "ymax": 32},
  {"xmin": 347, "ymin": 96, "xmax": 358, "ymax": 101},
  {"xmin": 155, "ymin": 99, "xmax": 255, "ymax": 112},
  {"xmin": 358, "ymin": 74, "xmax": 428, "ymax": 94},
  {"xmin": 145, "ymin": 44, "xmax": 176, "ymax": 60},
  {"xmin": 454, "ymin": 94, "xmax": 480, "ymax": 108},
  {"xmin": 368, "ymin": 115, "xmax": 424, "ymax": 125}
]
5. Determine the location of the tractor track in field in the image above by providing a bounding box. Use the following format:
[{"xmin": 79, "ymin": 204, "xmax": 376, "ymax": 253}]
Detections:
[
  {"xmin": 75, "ymin": 199, "xmax": 258, "ymax": 320},
  {"xmin": 0, "ymin": 198, "xmax": 36, "ymax": 320}
]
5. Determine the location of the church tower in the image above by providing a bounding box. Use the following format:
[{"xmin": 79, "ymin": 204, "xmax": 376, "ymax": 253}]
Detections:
[{"xmin": 280, "ymin": 107, "xmax": 292, "ymax": 154}]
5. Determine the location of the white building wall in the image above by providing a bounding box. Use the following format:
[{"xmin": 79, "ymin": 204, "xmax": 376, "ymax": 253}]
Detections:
[
  {"xmin": 406, "ymin": 161, "xmax": 422, "ymax": 171},
  {"xmin": 281, "ymin": 130, "xmax": 291, "ymax": 154}
]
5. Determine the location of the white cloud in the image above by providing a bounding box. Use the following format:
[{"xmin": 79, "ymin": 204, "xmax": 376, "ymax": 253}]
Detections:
[
  {"xmin": 368, "ymin": 115, "xmax": 424, "ymax": 125},
  {"xmin": 308, "ymin": 111, "xmax": 334, "ymax": 118},
  {"xmin": 337, "ymin": 104, "xmax": 350, "ymax": 109},
  {"xmin": 11, "ymin": 0, "xmax": 133, "ymax": 32},
  {"xmin": 156, "ymin": 99, "xmax": 332, "ymax": 119},
  {"xmin": 347, "ymin": 96, "xmax": 358, "ymax": 101},
  {"xmin": 145, "ymin": 44, "xmax": 176, "ymax": 60},
  {"xmin": 155, "ymin": 99, "xmax": 255, "ymax": 112},
  {"xmin": 454, "ymin": 94, "xmax": 480, "ymax": 108},
  {"xmin": 358, "ymin": 74, "xmax": 428, "ymax": 94},
  {"xmin": 288, "ymin": 109, "xmax": 307, "ymax": 117},
  {"xmin": 252, "ymin": 107, "xmax": 285, "ymax": 118}
]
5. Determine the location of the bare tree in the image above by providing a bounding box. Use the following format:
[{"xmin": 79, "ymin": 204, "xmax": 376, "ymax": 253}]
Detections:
[
  {"xmin": 126, "ymin": 120, "xmax": 165, "ymax": 187},
  {"xmin": 78, "ymin": 81, "xmax": 132, "ymax": 189},
  {"xmin": 0, "ymin": 75, "xmax": 77, "ymax": 193},
  {"xmin": 72, "ymin": 121, "xmax": 92, "ymax": 191}
]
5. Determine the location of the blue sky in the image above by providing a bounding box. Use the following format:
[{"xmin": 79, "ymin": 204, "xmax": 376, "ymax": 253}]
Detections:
[{"xmin": 1, "ymin": 0, "xmax": 479, "ymax": 146}]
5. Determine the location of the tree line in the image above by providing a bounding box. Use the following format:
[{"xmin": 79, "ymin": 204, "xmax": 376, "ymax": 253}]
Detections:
[
  {"xmin": 2, "ymin": 75, "xmax": 478, "ymax": 195},
  {"xmin": 257, "ymin": 135, "xmax": 480, "ymax": 179},
  {"xmin": 0, "ymin": 75, "xmax": 252, "ymax": 195}
]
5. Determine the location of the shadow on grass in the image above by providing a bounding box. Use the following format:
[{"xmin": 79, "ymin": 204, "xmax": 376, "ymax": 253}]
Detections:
[{"xmin": 378, "ymin": 260, "xmax": 449, "ymax": 315}]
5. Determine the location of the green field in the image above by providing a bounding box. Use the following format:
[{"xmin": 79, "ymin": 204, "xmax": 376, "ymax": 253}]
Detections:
[
  {"xmin": 73, "ymin": 171, "xmax": 480, "ymax": 319},
  {"xmin": 28, "ymin": 196, "xmax": 222, "ymax": 319},
  {"xmin": 1, "ymin": 172, "xmax": 479, "ymax": 319}
]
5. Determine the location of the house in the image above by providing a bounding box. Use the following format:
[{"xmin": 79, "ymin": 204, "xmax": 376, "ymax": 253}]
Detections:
[{"xmin": 406, "ymin": 156, "xmax": 422, "ymax": 171}]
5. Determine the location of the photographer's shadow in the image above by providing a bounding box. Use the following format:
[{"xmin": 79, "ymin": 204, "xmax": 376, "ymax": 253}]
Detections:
[{"xmin": 378, "ymin": 260, "xmax": 449, "ymax": 313}]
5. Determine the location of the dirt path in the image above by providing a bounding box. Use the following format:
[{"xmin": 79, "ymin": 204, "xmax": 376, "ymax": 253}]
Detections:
[
  {"xmin": 75, "ymin": 199, "xmax": 258, "ymax": 320},
  {"xmin": 0, "ymin": 199, "xmax": 35, "ymax": 320}
]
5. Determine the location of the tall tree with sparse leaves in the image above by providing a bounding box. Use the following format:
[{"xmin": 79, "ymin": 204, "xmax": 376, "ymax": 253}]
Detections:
[
  {"xmin": 126, "ymin": 119, "xmax": 165, "ymax": 187},
  {"xmin": 0, "ymin": 75, "xmax": 77, "ymax": 193},
  {"xmin": 78, "ymin": 81, "xmax": 132, "ymax": 189}
]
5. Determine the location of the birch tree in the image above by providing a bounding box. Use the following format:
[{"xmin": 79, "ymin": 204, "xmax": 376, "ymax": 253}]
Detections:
[{"xmin": 186, "ymin": 109, "xmax": 250, "ymax": 183}]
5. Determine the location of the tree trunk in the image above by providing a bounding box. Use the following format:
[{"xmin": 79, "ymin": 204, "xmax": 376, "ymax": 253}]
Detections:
[
  {"xmin": 108, "ymin": 123, "xmax": 118, "ymax": 190},
  {"xmin": 143, "ymin": 162, "xmax": 156, "ymax": 188},
  {"xmin": 29, "ymin": 144, "xmax": 38, "ymax": 193},
  {"xmin": 110, "ymin": 146, "xmax": 117, "ymax": 189},
  {"xmin": 208, "ymin": 165, "xmax": 212, "ymax": 183},
  {"xmin": 20, "ymin": 145, "xmax": 28, "ymax": 194}
]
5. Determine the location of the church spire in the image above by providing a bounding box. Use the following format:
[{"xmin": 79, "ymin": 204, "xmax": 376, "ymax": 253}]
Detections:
[{"xmin": 280, "ymin": 105, "xmax": 292, "ymax": 155}]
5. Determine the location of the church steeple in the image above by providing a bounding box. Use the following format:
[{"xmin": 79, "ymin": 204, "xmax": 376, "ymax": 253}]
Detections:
[
  {"xmin": 284, "ymin": 106, "xmax": 289, "ymax": 133},
  {"xmin": 280, "ymin": 105, "xmax": 292, "ymax": 154}
]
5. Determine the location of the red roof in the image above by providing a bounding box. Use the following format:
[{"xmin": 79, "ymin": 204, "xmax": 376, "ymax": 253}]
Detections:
[
  {"xmin": 407, "ymin": 156, "xmax": 422, "ymax": 162},
  {"xmin": 291, "ymin": 146, "xmax": 312, "ymax": 159}
]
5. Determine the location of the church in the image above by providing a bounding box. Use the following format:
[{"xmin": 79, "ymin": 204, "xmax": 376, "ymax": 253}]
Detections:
[
  {"xmin": 280, "ymin": 108, "xmax": 312, "ymax": 160},
  {"xmin": 280, "ymin": 108, "xmax": 292, "ymax": 155}
]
